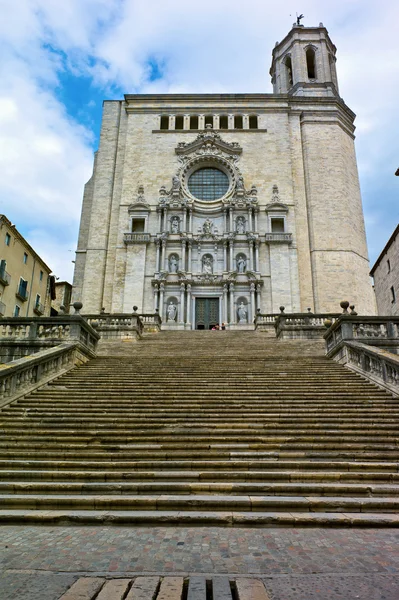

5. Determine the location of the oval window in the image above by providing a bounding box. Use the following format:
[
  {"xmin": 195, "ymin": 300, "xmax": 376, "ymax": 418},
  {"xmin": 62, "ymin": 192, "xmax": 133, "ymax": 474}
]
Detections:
[{"xmin": 188, "ymin": 167, "xmax": 229, "ymax": 201}]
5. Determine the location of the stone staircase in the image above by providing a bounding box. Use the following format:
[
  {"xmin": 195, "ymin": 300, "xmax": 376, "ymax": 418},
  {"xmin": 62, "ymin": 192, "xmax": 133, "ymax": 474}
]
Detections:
[{"xmin": 0, "ymin": 331, "xmax": 399, "ymax": 526}]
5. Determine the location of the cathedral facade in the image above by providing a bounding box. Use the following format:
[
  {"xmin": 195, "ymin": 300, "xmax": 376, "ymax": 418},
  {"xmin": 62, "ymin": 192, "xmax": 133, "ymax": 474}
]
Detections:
[{"xmin": 73, "ymin": 23, "xmax": 375, "ymax": 329}]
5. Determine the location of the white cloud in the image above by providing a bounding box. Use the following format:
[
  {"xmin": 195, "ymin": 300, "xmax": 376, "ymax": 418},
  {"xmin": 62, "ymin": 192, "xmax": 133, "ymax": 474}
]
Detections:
[{"xmin": 0, "ymin": 0, "xmax": 398, "ymax": 283}]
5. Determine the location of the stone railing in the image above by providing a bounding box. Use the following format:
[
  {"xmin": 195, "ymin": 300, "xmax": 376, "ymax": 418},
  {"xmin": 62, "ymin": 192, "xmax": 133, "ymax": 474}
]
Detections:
[
  {"xmin": 138, "ymin": 313, "xmax": 162, "ymax": 332},
  {"xmin": 275, "ymin": 312, "xmax": 341, "ymax": 339},
  {"xmin": 254, "ymin": 313, "xmax": 280, "ymax": 336},
  {"xmin": 264, "ymin": 233, "xmax": 293, "ymax": 243},
  {"xmin": 327, "ymin": 340, "xmax": 399, "ymax": 396},
  {"xmin": 0, "ymin": 341, "xmax": 94, "ymax": 408},
  {"xmin": 0, "ymin": 316, "xmax": 99, "ymax": 363},
  {"xmin": 123, "ymin": 233, "xmax": 151, "ymax": 244},
  {"xmin": 325, "ymin": 316, "xmax": 399, "ymax": 354},
  {"xmin": 84, "ymin": 313, "xmax": 143, "ymax": 340}
]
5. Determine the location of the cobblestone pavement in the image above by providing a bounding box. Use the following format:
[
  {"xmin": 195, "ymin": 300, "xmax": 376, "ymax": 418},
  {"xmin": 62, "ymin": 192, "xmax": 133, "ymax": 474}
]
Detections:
[{"xmin": 1, "ymin": 526, "xmax": 399, "ymax": 599}]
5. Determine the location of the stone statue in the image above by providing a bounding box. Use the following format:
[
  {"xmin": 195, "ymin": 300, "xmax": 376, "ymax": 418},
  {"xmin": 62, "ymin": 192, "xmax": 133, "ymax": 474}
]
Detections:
[
  {"xmin": 171, "ymin": 217, "xmax": 180, "ymax": 233},
  {"xmin": 238, "ymin": 302, "xmax": 248, "ymax": 323},
  {"xmin": 167, "ymin": 301, "xmax": 177, "ymax": 321},
  {"xmin": 172, "ymin": 175, "xmax": 181, "ymax": 191},
  {"xmin": 169, "ymin": 254, "xmax": 178, "ymax": 273},
  {"xmin": 236, "ymin": 217, "xmax": 245, "ymax": 234},
  {"xmin": 203, "ymin": 218, "xmax": 213, "ymax": 234},
  {"xmin": 237, "ymin": 255, "xmax": 246, "ymax": 273},
  {"xmin": 202, "ymin": 255, "xmax": 213, "ymax": 274},
  {"xmin": 236, "ymin": 176, "xmax": 244, "ymax": 191}
]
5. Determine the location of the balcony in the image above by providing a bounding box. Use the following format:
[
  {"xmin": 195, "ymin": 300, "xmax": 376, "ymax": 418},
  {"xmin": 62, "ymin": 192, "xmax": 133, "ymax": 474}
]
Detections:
[
  {"xmin": 124, "ymin": 232, "xmax": 151, "ymax": 244},
  {"xmin": 264, "ymin": 232, "xmax": 293, "ymax": 243},
  {"xmin": 16, "ymin": 286, "xmax": 28, "ymax": 302},
  {"xmin": 33, "ymin": 302, "xmax": 45, "ymax": 316},
  {"xmin": 0, "ymin": 300, "xmax": 5, "ymax": 316},
  {"xmin": 0, "ymin": 268, "xmax": 11, "ymax": 286}
]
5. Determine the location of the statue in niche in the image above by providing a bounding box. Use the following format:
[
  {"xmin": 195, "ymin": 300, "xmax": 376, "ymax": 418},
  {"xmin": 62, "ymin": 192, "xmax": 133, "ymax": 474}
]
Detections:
[
  {"xmin": 169, "ymin": 254, "xmax": 179, "ymax": 273},
  {"xmin": 236, "ymin": 255, "xmax": 247, "ymax": 273},
  {"xmin": 203, "ymin": 218, "xmax": 213, "ymax": 234},
  {"xmin": 237, "ymin": 302, "xmax": 248, "ymax": 323},
  {"xmin": 236, "ymin": 216, "xmax": 246, "ymax": 234},
  {"xmin": 171, "ymin": 216, "xmax": 180, "ymax": 234},
  {"xmin": 202, "ymin": 255, "xmax": 213, "ymax": 274},
  {"xmin": 167, "ymin": 301, "xmax": 177, "ymax": 321}
]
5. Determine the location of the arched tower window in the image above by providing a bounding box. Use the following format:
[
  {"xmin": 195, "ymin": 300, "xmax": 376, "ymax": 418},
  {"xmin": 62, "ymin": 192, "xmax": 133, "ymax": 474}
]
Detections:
[
  {"xmin": 190, "ymin": 115, "xmax": 198, "ymax": 130},
  {"xmin": 284, "ymin": 55, "xmax": 293, "ymax": 87},
  {"xmin": 175, "ymin": 115, "xmax": 184, "ymax": 129},
  {"xmin": 219, "ymin": 115, "xmax": 228, "ymax": 129},
  {"xmin": 160, "ymin": 115, "xmax": 169, "ymax": 130},
  {"xmin": 234, "ymin": 115, "xmax": 243, "ymax": 129},
  {"xmin": 306, "ymin": 47, "xmax": 316, "ymax": 79},
  {"xmin": 204, "ymin": 115, "xmax": 213, "ymax": 128},
  {"xmin": 249, "ymin": 115, "xmax": 258, "ymax": 129}
]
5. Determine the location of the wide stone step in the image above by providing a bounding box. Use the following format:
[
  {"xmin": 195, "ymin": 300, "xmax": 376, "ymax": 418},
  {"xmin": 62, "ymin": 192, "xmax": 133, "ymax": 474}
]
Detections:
[
  {"xmin": 1, "ymin": 481, "xmax": 398, "ymax": 496},
  {"xmin": 2, "ymin": 493, "xmax": 399, "ymax": 512},
  {"xmin": 2, "ymin": 468, "xmax": 399, "ymax": 482}
]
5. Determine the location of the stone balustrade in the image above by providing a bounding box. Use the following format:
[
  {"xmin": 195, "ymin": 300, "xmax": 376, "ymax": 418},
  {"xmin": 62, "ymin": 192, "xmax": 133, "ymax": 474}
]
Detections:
[
  {"xmin": 327, "ymin": 339, "xmax": 399, "ymax": 396},
  {"xmin": 264, "ymin": 233, "xmax": 293, "ymax": 243},
  {"xmin": 123, "ymin": 233, "xmax": 151, "ymax": 244},
  {"xmin": 325, "ymin": 316, "xmax": 399, "ymax": 354},
  {"xmin": 0, "ymin": 316, "xmax": 99, "ymax": 363},
  {"xmin": 0, "ymin": 342, "xmax": 94, "ymax": 408},
  {"xmin": 138, "ymin": 313, "xmax": 162, "ymax": 332},
  {"xmin": 83, "ymin": 313, "xmax": 144, "ymax": 340}
]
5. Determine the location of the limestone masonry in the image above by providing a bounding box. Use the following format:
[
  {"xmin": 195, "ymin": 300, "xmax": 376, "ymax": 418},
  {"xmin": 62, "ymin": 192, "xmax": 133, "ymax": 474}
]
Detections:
[{"xmin": 73, "ymin": 22, "xmax": 375, "ymax": 327}]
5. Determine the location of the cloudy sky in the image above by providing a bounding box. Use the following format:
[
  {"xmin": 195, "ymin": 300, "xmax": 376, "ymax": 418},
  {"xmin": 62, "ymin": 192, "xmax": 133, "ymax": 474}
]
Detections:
[{"xmin": 0, "ymin": 0, "xmax": 398, "ymax": 281}]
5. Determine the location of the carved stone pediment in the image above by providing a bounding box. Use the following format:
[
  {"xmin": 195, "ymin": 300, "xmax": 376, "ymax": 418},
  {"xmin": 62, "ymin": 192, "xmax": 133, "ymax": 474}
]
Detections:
[
  {"xmin": 129, "ymin": 186, "xmax": 151, "ymax": 212},
  {"xmin": 176, "ymin": 128, "xmax": 242, "ymax": 161},
  {"xmin": 265, "ymin": 201, "xmax": 289, "ymax": 213}
]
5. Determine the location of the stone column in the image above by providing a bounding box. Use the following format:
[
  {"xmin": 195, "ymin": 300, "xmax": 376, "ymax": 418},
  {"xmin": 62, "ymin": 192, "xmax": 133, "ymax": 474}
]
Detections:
[
  {"xmin": 198, "ymin": 115, "xmax": 205, "ymax": 129},
  {"xmin": 229, "ymin": 240, "xmax": 234, "ymax": 272},
  {"xmin": 169, "ymin": 115, "xmax": 176, "ymax": 130},
  {"xmin": 223, "ymin": 284, "xmax": 228, "ymax": 324},
  {"xmin": 254, "ymin": 209, "xmax": 258, "ymax": 231},
  {"xmin": 163, "ymin": 241, "xmax": 168, "ymax": 271},
  {"xmin": 229, "ymin": 283, "xmax": 235, "ymax": 324},
  {"xmin": 229, "ymin": 207, "xmax": 234, "ymax": 231},
  {"xmin": 182, "ymin": 209, "xmax": 187, "ymax": 232},
  {"xmin": 228, "ymin": 114, "xmax": 234, "ymax": 129},
  {"xmin": 158, "ymin": 208, "xmax": 162, "ymax": 232},
  {"xmin": 223, "ymin": 242, "xmax": 227, "ymax": 271},
  {"xmin": 180, "ymin": 282, "xmax": 185, "ymax": 324},
  {"xmin": 184, "ymin": 114, "xmax": 190, "ymax": 130},
  {"xmin": 256, "ymin": 283, "xmax": 261, "ymax": 311},
  {"xmin": 186, "ymin": 284, "xmax": 192, "ymax": 326},
  {"xmin": 243, "ymin": 114, "xmax": 249, "ymax": 129},
  {"xmin": 161, "ymin": 240, "xmax": 166, "ymax": 270},
  {"xmin": 159, "ymin": 283, "xmax": 165, "ymax": 320},
  {"xmin": 156, "ymin": 240, "xmax": 161, "ymax": 272},
  {"xmin": 164, "ymin": 207, "xmax": 168, "ymax": 232},
  {"xmin": 153, "ymin": 284, "xmax": 159, "ymax": 312},
  {"xmin": 223, "ymin": 208, "xmax": 228, "ymax": 232},
  {"xmin": 214, "ymin": 114, "xmax": 220, "ymax": 129},
  {"xmin": 255, "ymin": 241, "xmax": 260, "ymax": 272},
  {"xmin": 248, "ymin": 208, "xmax": 253, "ymax": 231},
  {"xmin": 181, "ymin": 241, "xmax": 186, "ymax": 271},
  {"xmin": 248, "ymin": 241, "xmax": 253, "ymax": 271},
  {"xmin": 250, "ymin": 282, "xmax": 256, "ymax": 322},
  {"xmin": 188, "ymin": 241, "xmax": 192, "ymax": 272},
  {"xmin": 189, "ymin": 209, "xmax": 193, "ymax": 232}
]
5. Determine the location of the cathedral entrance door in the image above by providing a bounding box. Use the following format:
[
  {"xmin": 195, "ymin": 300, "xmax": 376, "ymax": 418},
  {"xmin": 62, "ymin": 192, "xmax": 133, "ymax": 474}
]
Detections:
[{"xmin": 195, "ymin": 298, "xmax": 219, "ymax": 330}]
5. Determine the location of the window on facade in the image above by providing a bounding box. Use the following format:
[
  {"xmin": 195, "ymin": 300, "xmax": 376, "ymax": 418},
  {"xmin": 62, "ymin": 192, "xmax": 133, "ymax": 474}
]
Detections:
[
  {"xmin": 160, "ymin": 115, "xmax": 169, "ymax": 130},
  {"xmin": 23, "ymin": 252, "xmax": 28, "ymax": 264},
  {"xmin": 17, "ymin": 277, "xmax": 28, "ymax": 300},
  {"xmin": 190, "ymin": 115, "xmax": 198, "ymax": 130},
  {"xmin": 40, "ymin": 270, "xmax": 44, "ymax": 281},
  {"xmin": 234, "ymin": 115, "xmax": 243, "ymax": 129},
  {"xmin": 132, "ymin": 218, "xmax": 145, "ymax": 233},
  {"xmin": 14, "ymin": 305, "xmax": 20, "ymax": 317},
  {"xmin": 271, "ymin": 218, "xmax": 285, "ymax": 233},
  {"xmin": 306, "ymin": 47, "xmax": 316, "ymax": 79},
  {"xmin": 391, "ymin": 286, "xmax": 396, "ymax": 303},
  {"xmin": 387, "ymin": 259, "xmax": 391, "ymax": 273},
  {"xmin": 249, "ymin": 115, "xmax": 258, "ymax": 129},
  {"xmin": 5, "ymin": 233, "xmax": 10, "ymax": 246},
  {"xmin": 35, "ymin": 293, "xmax": 41, "ymax": 307},
  {"xmin": 175, "ymin": 115, "xmax": 184, "ymax": 129},
  {"xmin": 219, "ymin": 115, "xmax": 228, "ymax": 129},
  {"xmin": 188, "ymin": 167, "xmax": 229, "ymax": 201},
  {"xmin": 285, "ymin": 55, "xmax": 293, "ymax": 85},
  {"xmin": 204, "ymin": 115, "xmax": 213, "ymax": 128}
]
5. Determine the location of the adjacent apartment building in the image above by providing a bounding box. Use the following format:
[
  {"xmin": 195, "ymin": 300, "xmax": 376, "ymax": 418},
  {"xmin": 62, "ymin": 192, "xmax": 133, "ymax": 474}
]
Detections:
[
  {"xmin": 370, "ymin": 224, "xmax": 399, "ymax": 316},
  {"xmin": 0, "ymin": 215, "xmax": 53, "ymax": 317}
]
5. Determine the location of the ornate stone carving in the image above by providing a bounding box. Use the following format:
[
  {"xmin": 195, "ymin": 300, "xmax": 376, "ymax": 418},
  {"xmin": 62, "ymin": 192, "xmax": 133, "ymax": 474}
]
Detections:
[
  {"xmin": 171, "ymin": 216, "xmax": 180, "ymax": 233},
  {"xmin": 202, "ymin": 254, "xmax": 213, "ymax": 274},
  {"xmin": 236, "ymin": 216, "xmax": 246, "ymax": 233},
  {"xmin": 169, "ymin": 254, "xmax": 179, "ymax": 273},
  {"xmin": 128, "ymin": 185, "xmax": 151, "ymax": 212},
  {"xmin": 167, "ymin": 302, "xmax": 177, "ymax": 321},
  {"xmin": 237, "ymin": 302, "xmax": 248, "ymax": 323},
  {"xmin": 202, "ymin": 218, "xmax": 213, "ymax": 234},
  {"xmin": 236, "ymin": 254, "xmax": 247, "ymax": 273}
]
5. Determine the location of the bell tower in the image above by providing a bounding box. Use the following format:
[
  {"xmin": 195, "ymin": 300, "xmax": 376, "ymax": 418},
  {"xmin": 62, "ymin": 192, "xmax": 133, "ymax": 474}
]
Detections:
[{"xmin": 270, "ymin": 22, "xmax": 339, "ymax": 96}]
